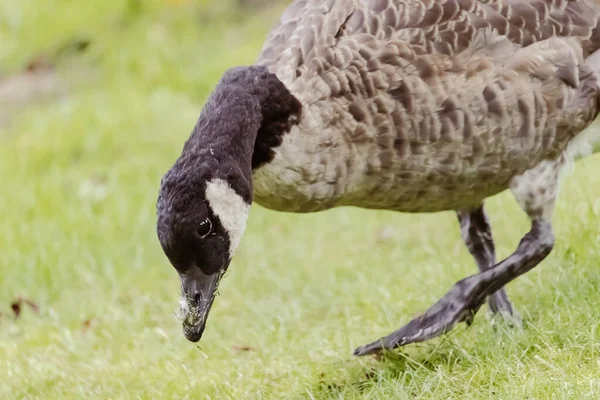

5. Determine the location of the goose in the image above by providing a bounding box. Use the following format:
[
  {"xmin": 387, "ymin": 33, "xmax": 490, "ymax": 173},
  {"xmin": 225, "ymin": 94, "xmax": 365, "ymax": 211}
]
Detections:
[{"xmin": 156, "ymin": 0, "xmax": 600, "ymax": 356}]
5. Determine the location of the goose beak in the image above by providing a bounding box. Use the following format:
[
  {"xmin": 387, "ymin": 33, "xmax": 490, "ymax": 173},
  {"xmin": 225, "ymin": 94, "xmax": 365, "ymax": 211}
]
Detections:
[{"xmin": 178, "ymin": 267, "xmax": 224, "ymax": 342}]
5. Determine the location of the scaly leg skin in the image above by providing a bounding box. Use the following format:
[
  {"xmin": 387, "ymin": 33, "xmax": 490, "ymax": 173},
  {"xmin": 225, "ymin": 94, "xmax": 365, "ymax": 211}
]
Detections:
[
  {"xmin": 457, "ymin": 206, "xmax": 515, "ymax": 317},
  {"xmin": 354, "ymin": 160, "xmax": 561, "ymax": 356}
]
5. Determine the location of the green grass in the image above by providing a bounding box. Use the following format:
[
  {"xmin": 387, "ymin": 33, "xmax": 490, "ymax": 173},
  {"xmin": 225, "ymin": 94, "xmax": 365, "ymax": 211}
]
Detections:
[{"xmin": 2, "ymin": 1, "xmax": 600, "ymax": 398}]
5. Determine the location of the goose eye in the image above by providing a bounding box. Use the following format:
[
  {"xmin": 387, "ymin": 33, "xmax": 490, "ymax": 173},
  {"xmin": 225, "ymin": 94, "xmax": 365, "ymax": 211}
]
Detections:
[{"xmin": 197, "ymin": 218, "xmax": 212, "ymax": 238}]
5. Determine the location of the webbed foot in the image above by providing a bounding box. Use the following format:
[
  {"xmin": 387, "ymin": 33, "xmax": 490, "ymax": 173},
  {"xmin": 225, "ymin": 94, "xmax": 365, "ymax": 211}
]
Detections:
[{"xmin": 354, "ymin": 275, "xmax": 485, "ymax": 356}]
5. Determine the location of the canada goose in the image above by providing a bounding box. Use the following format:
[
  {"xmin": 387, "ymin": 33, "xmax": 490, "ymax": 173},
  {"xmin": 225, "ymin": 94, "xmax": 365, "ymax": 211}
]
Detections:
[{"xmin": 156, "ymin": 0, "xmax": 600, "ymax": 356}]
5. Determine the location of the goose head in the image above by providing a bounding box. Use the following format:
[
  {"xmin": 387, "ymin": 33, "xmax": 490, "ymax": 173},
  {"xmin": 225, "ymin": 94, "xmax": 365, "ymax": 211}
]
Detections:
[
  {"xmin": 156, "ymin": 171, "xmax": 250, "ymax": 342},
  {"xmin": 156, "ymin": 66, "xmax": 301, "ymax": 342}
]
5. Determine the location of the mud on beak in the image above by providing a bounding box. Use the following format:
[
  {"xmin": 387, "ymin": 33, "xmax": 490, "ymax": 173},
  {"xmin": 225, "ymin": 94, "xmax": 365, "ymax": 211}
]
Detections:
[{"xmin": 178, "ymin": 267, "xmax": 224, "ymax": 342}]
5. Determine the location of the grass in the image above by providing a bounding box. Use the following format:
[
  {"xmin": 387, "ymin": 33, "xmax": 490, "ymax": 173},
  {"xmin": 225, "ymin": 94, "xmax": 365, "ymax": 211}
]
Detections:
[{"xmin": 1, "ymin": 1, "xmax": 600, "ymax": 398}]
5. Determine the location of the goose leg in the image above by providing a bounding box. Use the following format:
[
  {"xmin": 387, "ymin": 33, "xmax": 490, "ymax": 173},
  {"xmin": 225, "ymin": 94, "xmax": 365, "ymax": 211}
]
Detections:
[
  {"xmin": 354, "ymin": 160, "xmax": 561, "ymax": 356},
  {"xmin": 457, "ymin": 206, "xmax": 514, "ymax": 316}
]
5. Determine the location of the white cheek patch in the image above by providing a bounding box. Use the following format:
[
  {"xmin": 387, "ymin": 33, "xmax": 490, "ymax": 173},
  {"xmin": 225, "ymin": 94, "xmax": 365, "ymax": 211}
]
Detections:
[{"xmin": 205, "ymin": 178, "xmax": 251, "ymax": 257}]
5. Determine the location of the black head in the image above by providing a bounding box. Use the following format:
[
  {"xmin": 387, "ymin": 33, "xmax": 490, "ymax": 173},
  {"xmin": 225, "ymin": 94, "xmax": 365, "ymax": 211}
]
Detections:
[
  {"xmin": 157, "ymin": 165, "xmax": 249, "ymax": 341},
  {"xmin": 157, "ymin": 169, "xmax": 232, "ymax": 275}
]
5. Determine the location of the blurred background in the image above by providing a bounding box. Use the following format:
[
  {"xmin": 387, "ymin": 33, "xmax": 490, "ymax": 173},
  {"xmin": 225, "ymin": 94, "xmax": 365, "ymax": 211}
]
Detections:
[{"xmin": 1, "ymin": 1, "xmax": 600, "ymax": 398}]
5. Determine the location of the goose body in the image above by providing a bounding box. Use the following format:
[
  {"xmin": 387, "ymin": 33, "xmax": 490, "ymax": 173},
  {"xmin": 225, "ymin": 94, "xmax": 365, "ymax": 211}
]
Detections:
[
  {"xmin": 156, "ymin": 0, "xmax": 600, "ymax": 355},
  {"xmin": 250, "ymin": 0, "xmax": 600, "ymax": 213}
]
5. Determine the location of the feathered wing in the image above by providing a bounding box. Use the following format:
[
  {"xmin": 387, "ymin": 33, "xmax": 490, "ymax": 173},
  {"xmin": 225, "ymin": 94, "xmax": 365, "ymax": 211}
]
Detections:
[
  {"xmin": 257, "ymin": 0, "xmax": 600, "ymax": 73},
  {"xmin": 255, "ymin": 0, "xmax": 356, "ymax": 85},
  {"xmin": 256, "ymin": 0, "xmax": 600, "ymax": 168}
]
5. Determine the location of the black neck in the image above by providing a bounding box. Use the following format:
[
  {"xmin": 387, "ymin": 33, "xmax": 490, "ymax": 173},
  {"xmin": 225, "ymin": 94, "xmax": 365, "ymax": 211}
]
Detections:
[{"xmin": 179, "ymin": 66, "xmax": 302, "ymax": 202}]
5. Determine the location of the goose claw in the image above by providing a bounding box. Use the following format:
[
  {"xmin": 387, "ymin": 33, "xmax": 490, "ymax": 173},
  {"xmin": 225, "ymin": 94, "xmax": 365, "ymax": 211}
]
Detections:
[{"xmin": 353, "ymin": 276, "xmax": 486, "ymax": 357}]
